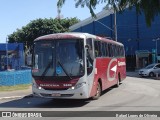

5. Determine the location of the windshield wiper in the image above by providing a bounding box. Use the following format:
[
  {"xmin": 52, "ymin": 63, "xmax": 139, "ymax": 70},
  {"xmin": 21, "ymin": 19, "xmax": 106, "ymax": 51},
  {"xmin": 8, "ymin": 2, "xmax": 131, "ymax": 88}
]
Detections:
[
  {"xmin": 57, "ymin": 61, "xmax": 72, "ymax": 80},
  {"xmin": 41, "ymin": 61, "xmax": 52, "ymax": 77}
]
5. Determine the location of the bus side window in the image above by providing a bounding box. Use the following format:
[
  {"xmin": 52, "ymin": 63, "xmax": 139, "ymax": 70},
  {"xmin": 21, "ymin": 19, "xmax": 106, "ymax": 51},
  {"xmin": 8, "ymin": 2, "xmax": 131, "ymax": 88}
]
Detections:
[
  {"xmin": 117, "ymin": 46, "xmax": 119, "ymax": 57},
  {"xmin": 111, "ymin": 45, "xmax": 114, "ymax": 57},
  {"xmin": 86, "ymin": 38, "xmax": 93, "ymax": 49},
  {"xmin": 114, "ymin": 45, "xmax": 118, "ymax": 57},
  {"xmin": 108, "ymin": 44, "xmax": 112, "ymax": 57},
  {"xmin": 102, "ymin": 42, "xmax": 106, "ymax": 57},
  {"xmin": 98, "ymin": 41, "xmax": 102, "ymax": 57},
  {"xmin": 94, "ymin": 40, "xmax": 102, "ymax": 57},
  {"xmin": 86, "ymin": 38, "xmax": 93, "ymax": 75},
  {"xmin": 105, "ymin": 43, "xmax": 108, "ymax": 57},
  {"xmin": 94, "ymin": 41, "xmax": 99, "ymax": 57},
  {"xmin": 119, "ymin": 46, "xmax": 122, "ymax": 57},
  {"xmin": 112, "ymin": 44, "xmax": 115, "ymax": 57}
]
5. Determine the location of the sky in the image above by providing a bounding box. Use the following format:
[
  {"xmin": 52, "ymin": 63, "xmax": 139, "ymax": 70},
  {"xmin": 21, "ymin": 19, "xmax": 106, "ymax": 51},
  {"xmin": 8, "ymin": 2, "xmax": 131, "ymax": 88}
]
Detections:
[{"xmin": 0, "ymin": 0, "xmax": 104, "ymax": 43}]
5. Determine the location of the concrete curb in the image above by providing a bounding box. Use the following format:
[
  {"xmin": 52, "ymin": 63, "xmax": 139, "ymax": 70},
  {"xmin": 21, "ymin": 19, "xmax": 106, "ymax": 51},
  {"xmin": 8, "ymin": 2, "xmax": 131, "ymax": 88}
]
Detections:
[
  {"xmin": 0, "ymin": 96, "xmax": 24, "ymax": 100},
  {"xmin": 0, "ymin": 94, "xmax": 33, "ymax": 100}
]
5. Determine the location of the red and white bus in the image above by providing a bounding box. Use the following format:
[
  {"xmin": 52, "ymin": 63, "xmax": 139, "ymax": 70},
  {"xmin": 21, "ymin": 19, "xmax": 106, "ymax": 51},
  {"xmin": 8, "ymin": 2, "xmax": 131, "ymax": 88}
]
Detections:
[{"xmin": 32, "ymin": 32, "xmax": 126, "ymax": 99}]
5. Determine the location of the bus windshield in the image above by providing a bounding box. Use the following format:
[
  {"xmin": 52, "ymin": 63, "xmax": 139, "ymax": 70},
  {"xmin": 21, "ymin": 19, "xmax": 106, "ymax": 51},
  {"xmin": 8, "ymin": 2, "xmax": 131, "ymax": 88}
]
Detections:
[{"xmin": 32, "ymin": 39, "xmax": 84, "ymax": 78}]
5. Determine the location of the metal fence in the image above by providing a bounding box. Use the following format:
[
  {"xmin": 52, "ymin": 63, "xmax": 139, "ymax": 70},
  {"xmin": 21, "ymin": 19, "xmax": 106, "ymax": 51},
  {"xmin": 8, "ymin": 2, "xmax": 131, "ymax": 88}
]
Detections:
[{"xmin": 0, "ymin": 70, "xmax": 32, "ymax": 86}]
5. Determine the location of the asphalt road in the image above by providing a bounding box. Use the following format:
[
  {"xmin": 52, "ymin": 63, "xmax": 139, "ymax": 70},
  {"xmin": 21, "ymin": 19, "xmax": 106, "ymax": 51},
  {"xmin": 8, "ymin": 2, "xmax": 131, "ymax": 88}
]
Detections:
[{"xmin": 0, "ymin": 76, "xmax": 160, "ymax": 119}]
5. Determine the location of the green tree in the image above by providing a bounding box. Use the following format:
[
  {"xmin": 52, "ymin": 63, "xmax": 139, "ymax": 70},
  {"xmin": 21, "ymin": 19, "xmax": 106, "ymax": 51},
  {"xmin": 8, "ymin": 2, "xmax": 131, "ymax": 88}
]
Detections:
[
  {"xmin": 57, "ymin": 0, "xmax": 160, "ymax": 26},
  {"xmin": 8, "ymin": 17, "xmax": 80, "ymax": 45}
]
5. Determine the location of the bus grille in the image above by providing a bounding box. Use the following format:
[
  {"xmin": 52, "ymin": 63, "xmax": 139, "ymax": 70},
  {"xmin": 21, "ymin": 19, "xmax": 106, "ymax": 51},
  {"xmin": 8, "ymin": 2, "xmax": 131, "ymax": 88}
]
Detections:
[{"xmin": 43, "ymin": 88, "xmax": 68, "ymax": 90}]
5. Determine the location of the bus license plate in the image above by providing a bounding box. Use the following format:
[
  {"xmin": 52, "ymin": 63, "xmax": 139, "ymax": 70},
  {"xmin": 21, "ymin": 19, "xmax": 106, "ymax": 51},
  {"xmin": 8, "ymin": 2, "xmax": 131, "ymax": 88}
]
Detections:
[{"xmin": 51, "ymin": 93, "xmax": 61, "ymax": 97}]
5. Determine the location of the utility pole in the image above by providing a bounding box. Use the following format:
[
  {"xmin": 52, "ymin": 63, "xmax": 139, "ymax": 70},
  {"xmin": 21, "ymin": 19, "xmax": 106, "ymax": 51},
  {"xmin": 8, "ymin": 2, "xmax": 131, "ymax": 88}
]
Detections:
[
  {"xmin": 113, "ymin": 0, "xmax": 117, "ymax": 42},
  {"xmin": 114, "ymin": 8, "xmax": 117, "ymax": 41},
  {"xmin": 6, "ymin": 37, "xmax": 8, "ymax": 70},
  {"xmin": 97, "ymin": 1, "xmax": 117, "ymax": 41}
]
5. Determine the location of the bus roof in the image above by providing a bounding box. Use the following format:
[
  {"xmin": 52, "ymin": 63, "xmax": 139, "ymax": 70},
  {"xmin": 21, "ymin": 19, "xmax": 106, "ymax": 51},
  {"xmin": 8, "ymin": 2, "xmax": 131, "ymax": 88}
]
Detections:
[{"xmin": 34, "ymin": 32, "xmax": 123, "ymax": 46}]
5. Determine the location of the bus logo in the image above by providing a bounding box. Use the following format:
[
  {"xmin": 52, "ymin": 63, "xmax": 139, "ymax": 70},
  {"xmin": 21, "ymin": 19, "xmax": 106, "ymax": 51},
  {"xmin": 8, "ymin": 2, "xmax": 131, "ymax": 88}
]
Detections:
[
  {"xmin": 111, "ymin": 65, "xmax": 117, "ymax": 72},
  {"xmin": 107, "ymin": 58, "xmax": 117, "ymax": 81}
]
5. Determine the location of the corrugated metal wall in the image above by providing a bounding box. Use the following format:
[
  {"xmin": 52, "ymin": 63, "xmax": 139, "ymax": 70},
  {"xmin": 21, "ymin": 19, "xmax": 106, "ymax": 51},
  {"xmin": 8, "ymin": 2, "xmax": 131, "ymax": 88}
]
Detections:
[{"xmin": 72, "ymin": 8, "xmax": 160, "ymax": 55}]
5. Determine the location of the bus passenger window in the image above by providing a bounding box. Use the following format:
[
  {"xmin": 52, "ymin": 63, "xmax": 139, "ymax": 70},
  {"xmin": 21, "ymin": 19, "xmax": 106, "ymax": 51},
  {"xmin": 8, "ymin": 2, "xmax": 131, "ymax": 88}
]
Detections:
[
  {"xmin": 112, "ymin": 45, "xmax": 115, "ymax": 57},
  {"xmin": 105, "ymin": 43, "xmax": 108, "ymax": 57},
  {"xmin": 102, "ymin": 42, "xmax": 106, "ymax": 57},
  {"xmin": 94, "ymin": 41, "xmax": 102, "ymax": 57},
  {"xmin": 94, "ymin": 41, "xmax": 98, "ymax": 57},
  {"xmin": 86, "ymin": 38, "xmax": 93, "ymax": 75},
  {"xmin": 108, "ymin": 44, "xmax": 112, "ymax": 57}
]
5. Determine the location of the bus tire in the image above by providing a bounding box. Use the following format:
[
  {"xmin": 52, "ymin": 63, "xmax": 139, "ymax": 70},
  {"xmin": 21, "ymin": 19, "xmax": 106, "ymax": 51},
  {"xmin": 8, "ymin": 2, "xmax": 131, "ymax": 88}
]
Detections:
[{"xmin": 92, "ymin": 82, "xmax": 101, "ymax": 100}]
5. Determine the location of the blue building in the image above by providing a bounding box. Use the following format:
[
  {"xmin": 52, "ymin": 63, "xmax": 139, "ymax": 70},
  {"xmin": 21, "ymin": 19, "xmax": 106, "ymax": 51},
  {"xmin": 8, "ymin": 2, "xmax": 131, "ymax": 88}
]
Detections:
[
  {"xmin": 70, "ymin": 8, "xmax": 160, "ymax": 70},
  {"xmin": 0, "ymin": 43, "xmax": 25, "ymax": 71}
]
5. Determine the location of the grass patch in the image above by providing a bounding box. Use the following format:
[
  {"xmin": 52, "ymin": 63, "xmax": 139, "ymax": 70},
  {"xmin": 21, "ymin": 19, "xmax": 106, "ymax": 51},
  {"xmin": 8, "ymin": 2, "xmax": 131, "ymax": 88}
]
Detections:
[{"xmin": 0, "ymin": 84, "xmax": 31, "ymax": 92}]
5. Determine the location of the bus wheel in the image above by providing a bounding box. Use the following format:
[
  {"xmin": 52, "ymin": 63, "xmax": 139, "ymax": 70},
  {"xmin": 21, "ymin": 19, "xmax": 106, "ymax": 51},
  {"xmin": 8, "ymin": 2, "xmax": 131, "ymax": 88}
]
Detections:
[{"xmin": 92, "ymin": 82, "xmax": 101, "ymax": 100}]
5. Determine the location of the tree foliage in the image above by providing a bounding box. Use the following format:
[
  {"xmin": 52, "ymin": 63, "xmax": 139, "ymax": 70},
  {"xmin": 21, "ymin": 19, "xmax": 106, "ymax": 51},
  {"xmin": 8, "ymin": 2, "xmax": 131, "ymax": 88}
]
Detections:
[
  {"xmin": 57, "ymin": 0, "xmax": 160, "ymax": 26},
  {"xmin": 8, "ymin": 17, "xmax": 80, "ymax": 44}
]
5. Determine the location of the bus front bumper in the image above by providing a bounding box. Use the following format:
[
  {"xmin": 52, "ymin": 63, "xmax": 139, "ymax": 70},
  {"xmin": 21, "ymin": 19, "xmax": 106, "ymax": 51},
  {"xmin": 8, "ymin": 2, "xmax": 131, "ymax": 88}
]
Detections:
[{"xmin": 32, "ymin": 84, "xmax": 89, "ymax": 99}]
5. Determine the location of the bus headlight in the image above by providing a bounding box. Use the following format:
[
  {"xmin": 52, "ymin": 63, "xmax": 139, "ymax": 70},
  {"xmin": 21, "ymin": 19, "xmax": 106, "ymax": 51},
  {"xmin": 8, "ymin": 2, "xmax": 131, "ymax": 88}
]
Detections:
[
  {"xmin": 33, "ymin": 82, "xmax": 42, "ymax": 89},
  {"xmin": 68, "ymin": 82, "xmax": 86, "ymax": 90},
  {"xmin": 75, "ymin": 82, "xmax": 86, "ymax": 89}
]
